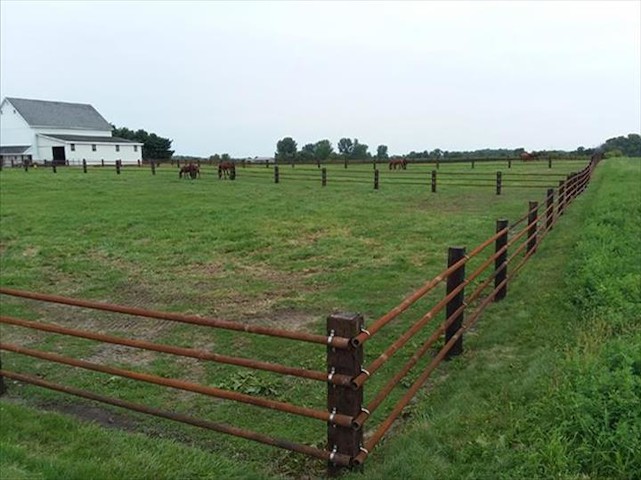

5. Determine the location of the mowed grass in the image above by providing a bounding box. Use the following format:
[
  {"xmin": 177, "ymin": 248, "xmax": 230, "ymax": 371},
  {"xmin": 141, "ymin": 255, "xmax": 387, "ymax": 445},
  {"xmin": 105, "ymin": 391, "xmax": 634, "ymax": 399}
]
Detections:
[{"xmin": 2, "ymin": 158, "xmax": 635, "ymax": 479}]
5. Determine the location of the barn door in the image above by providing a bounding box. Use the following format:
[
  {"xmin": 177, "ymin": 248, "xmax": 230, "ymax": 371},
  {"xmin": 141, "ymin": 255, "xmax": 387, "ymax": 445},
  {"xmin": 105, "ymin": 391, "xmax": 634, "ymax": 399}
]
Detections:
[{"xmin": 52, "ymin": 147, "xmax": 66, "ymax": 166}]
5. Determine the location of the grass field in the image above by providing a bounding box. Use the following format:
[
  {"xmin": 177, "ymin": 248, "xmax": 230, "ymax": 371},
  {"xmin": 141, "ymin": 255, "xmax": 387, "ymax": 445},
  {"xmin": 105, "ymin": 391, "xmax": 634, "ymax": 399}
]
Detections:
[{"xmin": 1, "ymin": 158, "xmax": 638, "ymax": 479}]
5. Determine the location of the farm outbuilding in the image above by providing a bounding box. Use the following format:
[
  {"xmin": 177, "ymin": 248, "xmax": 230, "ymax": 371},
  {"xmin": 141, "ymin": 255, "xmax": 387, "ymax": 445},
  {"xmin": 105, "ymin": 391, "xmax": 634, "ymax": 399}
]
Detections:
[{"xmin": 0, "ymin": 97, "xmax": 143, "ymax": 166}]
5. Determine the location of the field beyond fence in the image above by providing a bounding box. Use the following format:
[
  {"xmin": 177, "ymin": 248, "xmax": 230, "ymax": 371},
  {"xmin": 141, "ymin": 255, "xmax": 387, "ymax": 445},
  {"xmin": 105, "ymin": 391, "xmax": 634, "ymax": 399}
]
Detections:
[{"xmin": 0, "ymin": 154, "xmax": 603, "ymax": 476}]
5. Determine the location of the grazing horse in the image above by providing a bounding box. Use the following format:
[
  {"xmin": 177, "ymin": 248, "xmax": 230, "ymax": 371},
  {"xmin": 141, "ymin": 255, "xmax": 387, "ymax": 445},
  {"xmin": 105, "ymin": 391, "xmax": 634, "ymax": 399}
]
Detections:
[
  {"xmin": 388, "ymin": 158, "xmax": 407, "ymax": 170},
  {"xmin": 520, "ymin": 152, "xmax": 540, "ymax": 161},
  {"xmin": 179, "ymin": 163, "xmax": 200, "ymax": 179},
  {"xmin": 218, "ymin": 161, "xmax": 236, "ymax": 179}
]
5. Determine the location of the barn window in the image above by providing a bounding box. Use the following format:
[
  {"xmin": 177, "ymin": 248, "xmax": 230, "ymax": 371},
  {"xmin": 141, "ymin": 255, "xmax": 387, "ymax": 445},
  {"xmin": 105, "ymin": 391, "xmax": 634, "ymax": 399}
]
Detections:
[
  {"xmin": 92, "ymin": 144, "xmax": 97, "ymax": 152},
  {"xmin": 70, "ymin": 144, "xmax": 76, "ymax": 151},
  {"xmin": 134, "ymin": 145, "xmax": 138, "ymax": 152},
  {"xmin": 115, "ymin": 145, "xmax": 120, "ymax": 152}
]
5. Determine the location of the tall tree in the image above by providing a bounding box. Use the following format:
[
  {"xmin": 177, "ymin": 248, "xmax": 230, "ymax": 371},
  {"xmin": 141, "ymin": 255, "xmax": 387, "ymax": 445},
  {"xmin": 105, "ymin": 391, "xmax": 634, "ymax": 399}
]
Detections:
[
  {"xmin": 112, "ymin": 125, "xmax": 174, "ymax": 160},
  {"xmin": 351, "ymin": 139, "xmax": 369, "ymax": 159},
  {"xmin": 276, "ymin": 137, "xmax": 298, "ymax": 162},
  {"xmin": 337, "ymin": 138, "xmax": 354, "ymax": 157},
  {"xmin": 314, "ymin": 139, "xmax": 333, "ymax": 161},
  {"xmin": 376, "ymin": 145, "xmax": 389, "ymax": 160}
]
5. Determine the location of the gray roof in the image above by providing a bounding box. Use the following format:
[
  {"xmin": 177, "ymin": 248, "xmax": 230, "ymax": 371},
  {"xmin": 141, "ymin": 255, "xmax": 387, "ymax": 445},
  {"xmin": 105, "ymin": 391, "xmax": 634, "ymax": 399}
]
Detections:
[
  {"xmin": 0, "ymin": 145, "xmax": 29, "ymax": 154},
  {"xmin": 40, "ymin": 134, "xmax": 142, "ymax": 144},
  {"xmin": 6, "ymin": 97, "xmax": 112, "ymax": 130}
]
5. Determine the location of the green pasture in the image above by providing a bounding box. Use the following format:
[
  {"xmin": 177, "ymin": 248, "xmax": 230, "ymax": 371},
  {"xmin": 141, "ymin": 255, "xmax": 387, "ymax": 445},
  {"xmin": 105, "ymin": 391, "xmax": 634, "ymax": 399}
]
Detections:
[{"xmin": 1, "ymin": 158, "xmax": 638, "ymax": 479}]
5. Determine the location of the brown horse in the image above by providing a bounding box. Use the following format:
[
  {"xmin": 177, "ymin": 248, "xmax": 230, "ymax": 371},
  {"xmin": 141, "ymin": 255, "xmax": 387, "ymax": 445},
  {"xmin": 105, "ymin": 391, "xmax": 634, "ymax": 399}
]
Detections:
[
  {"xmin": 179, "ymin": 163, "xmax": 200, "ymax": 179},
  {"xmin": 388, "ymin": 158, "xmax": 407, "ymax": 170},
  {"xmin": 520, "ymin": 152, "xmax": 540, "ymax": 161},
  {"xmin": 218, "ymin": 161, "xmax": 236, "ymax": 179}
]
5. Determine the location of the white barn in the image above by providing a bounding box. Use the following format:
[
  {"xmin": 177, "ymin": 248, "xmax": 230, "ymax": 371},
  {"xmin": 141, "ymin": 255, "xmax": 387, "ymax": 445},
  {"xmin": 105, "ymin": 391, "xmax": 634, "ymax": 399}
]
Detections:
[{"xmin": 0, "ymin": 97, "xmax": 143, "ymax": 166}]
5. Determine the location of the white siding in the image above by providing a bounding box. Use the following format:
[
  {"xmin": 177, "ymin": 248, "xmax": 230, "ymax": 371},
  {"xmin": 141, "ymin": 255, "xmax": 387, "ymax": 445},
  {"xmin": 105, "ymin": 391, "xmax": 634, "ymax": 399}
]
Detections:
[
  {"xmin": 0, "ymin": 100, "xmax": 35, "ymax": 154},
  {"xmin": 37, "ymin": 135, "xmax": 142, "ymax": 165}
]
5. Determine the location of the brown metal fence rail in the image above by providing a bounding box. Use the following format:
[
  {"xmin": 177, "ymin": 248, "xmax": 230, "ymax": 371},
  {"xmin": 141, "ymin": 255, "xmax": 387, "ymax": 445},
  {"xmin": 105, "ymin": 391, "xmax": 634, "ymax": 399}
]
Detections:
[{"xmin": 0, "ymin": 153, "xmax": 602, "ymax": 476}]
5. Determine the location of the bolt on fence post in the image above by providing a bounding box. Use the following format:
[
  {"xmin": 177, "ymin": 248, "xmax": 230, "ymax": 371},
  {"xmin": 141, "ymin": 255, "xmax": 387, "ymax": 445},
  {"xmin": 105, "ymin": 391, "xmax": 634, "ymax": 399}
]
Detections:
[
  {"xmin": 445, "ymin": 247, "xmax": 466, "ymax": 359},
  {"xmin": 327, "ymin": 313, "xmax": 364, "ymax": 477},
  {"xmin": 374, "ymin": 169, "xmax": 379, "ymax": 190},
  {"xmin": 322, "ymin": 167, "xmax": 327, "ymax": 187},
  {"xmin": 558, "ymin": 180, "xmax": 565, "ymax": 216},
  {"xmin": 274, "ymin": 166, "xmax": 280, "ymax": 184},
  {"xmin": 151, "ymin": 161, "xmax": 156, "ymax": 175},
  {"xmin": 527, "ymin": 201, "xmax": 538, "ymax": 254},
  {"xmin": 82, "ymin": 159, "xmax": 87, "ymax": 173},
  {"xmin": 495, "ymin": 219, "xmax": 508, "ymax": 301},
  {"xmin": 431, "ymin": 170, "xmax": 437, "ymax": 193},
  {"xmin": 496, "ymin": 171, "xmax": 502, "ymax": 195},
  {"xmin": 546, "ymin": 188, "xmax": 554, "ymax": 231}
]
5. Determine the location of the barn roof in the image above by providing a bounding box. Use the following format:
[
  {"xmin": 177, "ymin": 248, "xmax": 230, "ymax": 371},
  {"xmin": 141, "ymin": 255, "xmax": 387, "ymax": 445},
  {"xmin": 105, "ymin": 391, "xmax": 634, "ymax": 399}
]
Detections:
[
  {"xmin": 0, "ymin": 145, "xmax": 29, "ymax": 154},
  {"xmin": 5, "ymin": 97, "xmax": 112, "ymax": 131},
  {"xmin": 40, "ymin": 134, "xmax": 142, "ymax": 144}
]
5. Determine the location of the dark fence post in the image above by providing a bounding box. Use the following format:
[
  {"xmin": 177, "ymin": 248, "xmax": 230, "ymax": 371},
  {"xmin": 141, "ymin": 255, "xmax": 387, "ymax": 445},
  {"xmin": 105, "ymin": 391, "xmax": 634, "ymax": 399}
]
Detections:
[
  {"xmin": 527, "ymin": 201, "xmax": 538, "ymax": 254},
  {"xmin": 230, "ymin": 166, "xmax": 236, "ymax": 181},
  {"xmin": 11, "ymin": 159, "xmax": 15, "ymax": 168},
  {"xmin": 326, "ymin": 313, "xmax": 364, "ymax": 477},
  {"xmin": 546, "ymin": 188, "xmax": 554, "ymax": 231},
  {"xmin": 508, "ymin": 158, "xmax": 512, "ymax": 169},
  {"xmin": 116, "ymin": 160, "xmax": 121, "ymax": 175},
  {"xmin": 374, "ymin": 169, "xmax": 379, "ymax": 190},
  {"xmin": 101, "ymin": 158, "xmax": 104, "ymax": 167},
  {"xmin": 274, "ymin": 166, "xmax": 280, "ymax": 184},
  {"xmin": 431, "ymin": 170, "xmax": 437, "ymax": 193},
  {"xmin": 372, "ymin": 159, "xmax": 377, "ymax": 170},
  {"xmin": 548, "ymin": 157, "xmax": 552, "ymax": 169},
  {"xmin": 52, "ymin": 163, "xmax": 57, "ymax": 174},
  {"xmin": 445, "ymin": 247, "xmax": 466, "ymax": 359},
  {"xmin": 344, "ymin": 157, "xmax": 347, "ymax": 169},
  {"xmin": 471, "ymin": 159, "xmax": 475, "ymax": 169},
  {"xmin": 322, "ymin": 167, "xmax": 327, "ymax": 187},
  {"xmin": 0, "ymin": 355, "xmax": 6, "ymax": 395},
  {"xmin": 495, "ymin": 220, "xmax": 508, "ymax": 301},
  {"xmin": 151, "ymin": 161, "xmax": 156, "ymax": 175},
  {"xmin": 558, "ymin": 180, "xmax": 565, "ymax": 216},
  {"xmin": 317, "ymin": 158, "xmax": 321, "ymax": 169},
  {"xmin": 496, "ymin": 171, "xmax": 502, "ymax": 195},
  {"xmin": 436, "ymin": 158, "xmax": 440, "ymax": 170},
  {"xmin": 82, "ymin": 159, "xmax": 87, "ymax": 173},
  {"xmin": 23, "ymin": 161, "xmax": 29, "ymax": 172}
]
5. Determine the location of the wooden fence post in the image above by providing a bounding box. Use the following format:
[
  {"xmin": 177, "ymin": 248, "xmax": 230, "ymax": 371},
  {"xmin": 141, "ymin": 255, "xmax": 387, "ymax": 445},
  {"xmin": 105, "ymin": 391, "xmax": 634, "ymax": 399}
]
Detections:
[
  {"xmin": 546, "ymin": 188, "xmax": 554, "ymax": 231},
  {"xmin": 11, "ymin": 159, "xmax": 15, "ymax": 168},
  {"xmin": 436, "ymin": 158, "xmax": 440, "ymax": 170},
  {"xmin": 495, "ymin": 219, "xmax": 508, "ymax": 301},
  {"xmin": 274, "ymin": 166, "xmax": 280, "ymax": 184},
  {"xmin": 151, "ymin": 161, "xmax": 156, "ymax": 175},
  {"xmin": 508, "ymin": 158, "xmax": 512, "ymax": 169},
  {"xmin": 52, "ymin": 163, "xmax": 57, "ymax": 174},
  {"xmin": 0, "ymin": 355, "xmax": 6, "ymax": 395},
  {"xmin": 322, "ymin": 167, "xmax": 327, "ymax": 187},
  {"xmin": 431, "ymin": 170, "xmax": 437, "ymax": 193},
  {"xmin": 116, "ymin": 160, "xmax": 121, "ymax": 175},
  {"xmin": 101, "ymin": 159, "xmax": 104, "ymax": 167},
  {"xmin": 327, "ymin": 313, "xmax": 364, "ymax": 477},
  {"xmin": 344, "ymin": 157, "xmax": 348, "ymax": 169},
  {"xmin": 548, "ymin": 157, "xmax": 552, "ymax": 169},
  {"xmin": 82, "ymin": 159, "xmax": 87, "ymax": 173},
  {"xmin": 527, "ymin": 201, "xmax": 538, "ymax": 254},
  {"xmin": 230, "ymin": 166, "xmax": 236, "ymax": 181},
  {"xmin": 445, "ymin": 247, "xmax": 466, "ymax": 359},
  {"xmin": 471, "ymin": 159, "xmax": 475, "ymax": 169},
  {"xmin": 496, "ymin": 171, "xmax": 502, "ymax": 195},
  {"xmin": 23, "ymin": 161, "xmax": 29, "ymax": 172},
  {"xmin": 374, "ymin": 169, "xmax": 379, "ymax": 190}
]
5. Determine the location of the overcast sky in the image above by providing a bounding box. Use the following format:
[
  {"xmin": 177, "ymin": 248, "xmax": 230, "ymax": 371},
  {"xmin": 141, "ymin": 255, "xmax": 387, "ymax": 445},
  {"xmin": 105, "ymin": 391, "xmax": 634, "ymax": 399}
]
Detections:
[{"xmin": 1, "ymin": 1, "xmax": 639, "ymax": 157}]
